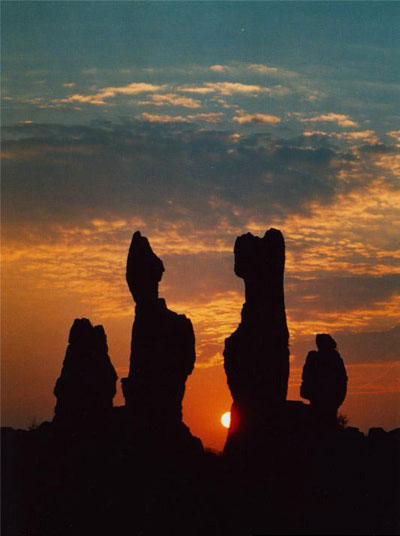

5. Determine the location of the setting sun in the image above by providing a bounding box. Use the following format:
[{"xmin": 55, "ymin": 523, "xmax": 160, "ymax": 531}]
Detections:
[{"xmin": 221, "ymin": 411, "xmax": 231, "ymax": 428}]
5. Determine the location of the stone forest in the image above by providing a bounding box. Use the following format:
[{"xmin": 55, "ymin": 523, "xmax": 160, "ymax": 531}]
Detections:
[{"xmin": 2, "ymin": 230, "xmax": 399, "ymax": 535}]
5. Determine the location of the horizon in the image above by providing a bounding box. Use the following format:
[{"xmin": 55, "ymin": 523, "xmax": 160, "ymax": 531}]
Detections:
[{"xmin": 1, "ymin": 1, "xmax": 399, "ymax": 451}]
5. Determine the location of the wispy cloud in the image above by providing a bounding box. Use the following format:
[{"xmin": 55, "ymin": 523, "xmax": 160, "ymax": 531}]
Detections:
[
  {"xmin": 138, "ymin": 93, "xmax": 201, "ymax": 109},
  {"xmin": 337, "ymin": 131, "xmax": 378, "ymax": 143},
  {"xmin": 2, "ymin": 120, "xmax": 399, "ymax": 375},
  {"xmin": 387, "ymin": 130, "xmax": 400, "ymax": 143},
  {"xmin": 178, "ymin": 82, "xmax": 289, "ymax": 97},
  {"xmin": 209, "ymin": 65, "xmax": 232, "ymax": 73},
  {"xmin": 301, "ymin": 113, "xmax": 358, "ymax": 128},
  {"xmin": 208, "ymin": 62, "xmax": 295, "ymax": 77},
  {"xmin": 303, "ymin": 130, "xmax": 378, "ymax": 143},
  {"xmin": 58, "ymin": 82, "xmax": 166, "ymax": 105},
  {"xmin": 140, "ymin": 112, "xmax": 223, "ymax": 123},
  {"xmin": 139, "ymin": 113, "xmax": 188, "ymax": 123},
  {"xmin": 233, "ymin": 112, "xmax": 281, "ymax": 124},
  {"xmin": 4, "ymin": 120, "xmax": 398, "ymax": 247},
  {"xmin": 176, "ymin": 86, "xmax": 215, "ymax": 95},
  {"xmin": 247, "ymin": 63, "xmax": 280, "ymax": 74},
  {"xmin": 188, "ymin": 112, "xmax": 224, "ymax": 123}
]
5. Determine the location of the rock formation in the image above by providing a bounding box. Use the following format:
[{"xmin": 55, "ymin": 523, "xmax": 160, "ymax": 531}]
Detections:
[
  {"xmin": 121, "ymin": 231, "xmax": 196, "ymax": 427},
  {"xmin": 54, "ymin": 318, "xmax": 117, "ymax": 424},
  {"xmin": 224, "ymin": 229, "xmax": 290, "ymax": 438},
  {"xmin": 5, "ymin": 229, "xmax": 400, "ymax": 536},
  {"xmin": 300, "ymin": 334, "xmax": 348, "ymax": 427}
]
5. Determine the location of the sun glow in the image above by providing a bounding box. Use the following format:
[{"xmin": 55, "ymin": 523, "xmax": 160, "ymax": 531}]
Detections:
[{"xmin": 221, "ymin": 411, "xmax": 231, "ymax": 428}]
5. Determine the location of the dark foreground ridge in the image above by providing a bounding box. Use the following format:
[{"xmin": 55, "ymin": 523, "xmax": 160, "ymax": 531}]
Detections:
[{"xmin": 2, "ymin": 230, "xmax": 399, "ymax": 536}]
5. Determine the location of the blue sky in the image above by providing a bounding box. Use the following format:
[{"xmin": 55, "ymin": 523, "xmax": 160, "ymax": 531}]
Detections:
[
  {"xmin": 2, "ymin": 2, "xmax": 399, "ymax": 131},
  {"xmin": 2, "ymin": 2, "xmax": 400, "ymax": 444}
]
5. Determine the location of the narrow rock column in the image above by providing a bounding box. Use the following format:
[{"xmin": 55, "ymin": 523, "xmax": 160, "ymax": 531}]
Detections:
[
  {"xmin": 224, "ymin": 229, "xmax": 290, "ymax": 437},
  {"xmin": 121, "ymin": 231, "xmax": 196, "ymax": 427},
  {"xmin": 54, "ymin": 318, "xmax": 118, "ymax": 424}
]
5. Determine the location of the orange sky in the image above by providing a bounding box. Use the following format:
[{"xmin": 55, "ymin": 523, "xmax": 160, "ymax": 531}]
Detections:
[
  {"xmin": 2, "ymin": 2, "xmax": 400, "ymax": 451},
  {"xmin": 2, "ymin": 212, "xmax": 399, "ymax": 450}
]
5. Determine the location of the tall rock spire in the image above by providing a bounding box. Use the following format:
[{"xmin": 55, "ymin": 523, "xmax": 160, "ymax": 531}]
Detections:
[
  {"xmin": 121, "ymin": 231, "xmax": 196, "ymax": 428},
  {"xmin": 54, "ymin": 318, "xmax": 117, "ymax": 424},
  {"xmin": 224, "ymin": 229, "xmax": 290, "ymax": 443}
]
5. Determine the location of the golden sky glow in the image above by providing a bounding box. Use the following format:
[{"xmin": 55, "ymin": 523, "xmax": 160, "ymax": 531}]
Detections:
[
  {"xmin": 2, "ymin": 189, "xmax": 399, "ymax": 450},
  {"xmin": 2, "ymin": 2, "xmax": 399, "ymax": 450}
]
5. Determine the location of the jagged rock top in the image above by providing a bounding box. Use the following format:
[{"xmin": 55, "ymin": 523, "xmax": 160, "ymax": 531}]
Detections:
[
  {"xmin": 63, "ymin": 318, "xmax": 115, "ymax": 370},
  {"xmin": 234, "ymin": 228, "xmax": 285, "ymax": 281},
  {"xmin": 53, "ymin": 318, "xmax": 117, "ymax": 421},
  {"xmin": 126, "ymin": 231, "xmax": 165, "ymax": 300}
]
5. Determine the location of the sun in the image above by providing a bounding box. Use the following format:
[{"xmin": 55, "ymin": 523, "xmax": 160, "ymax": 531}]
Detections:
[{"xmin": 221, "ymin": 411, "xmax": 231, "ymax": 428}]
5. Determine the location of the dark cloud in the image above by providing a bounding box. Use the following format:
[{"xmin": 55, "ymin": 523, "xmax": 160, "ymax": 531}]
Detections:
[
  {"xmin": 162, "ymin": 259, "xmax": 400, "ymax": 313},
  {"xmin": 358, "ymin": 143, "xmax": 397, "ymax": 156},
  {"xmin": 2, "ymin": 120, "xmax": 377, "ymax": 237},
  {"xmin": 335, "ymin": 325, "xmax": 400, "ymax": 364},
  {"xmin": 291, "ymin": 325, "xmax": 400, "ymax": 366},
  {"xmin": 286, "ymin": 274, "xmax": 400, "ymax": 313}
]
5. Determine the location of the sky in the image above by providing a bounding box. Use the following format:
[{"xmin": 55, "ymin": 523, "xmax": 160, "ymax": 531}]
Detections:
[{"xmin": 2, "ymin": 1, "xmax": 400, "ymax": 450}]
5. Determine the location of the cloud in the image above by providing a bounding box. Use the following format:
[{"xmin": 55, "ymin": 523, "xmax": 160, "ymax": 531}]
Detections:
[
  {"xmin": 3, "ymin": 216, "xmax": 398, "ymax": 367},
  {"xmin": 209, "ymin": 65, "xmax": 232, "ymax": 73},
  {"xmin": 387, "ymin": 130, "xmax": 400, "ymax": 143},
  {"xmin": 340, "ymin": 130, "xmax": 376, "ymax": 141},
  {"xmin": 130, "ymin": 62, "xmax": 295, "ymax": 80},
  {"xmin": 208, "ymin": 62, "xmax": 295, "ymax": 77},
  {"xmin": 233, "ymin": 112, "xmax": 281, "ymax": 124},
  {"xmin": 303, "ymin": 130, "xmax": 378, "ymax": 143},
  {"xmin": 59, "ymin": 80, "xmax": 283, "ymax": 106},
  {"xmin": 182, "ymin": 82, "xmax": 264, "ymax": 95},
  {"xmin": 0, "ymin": 121, "xmax": 344, "ymax": 249},
  {"xmin": 302, "ymin": 130, "xmax": 329, "ymax": 137},
  {"xmin": 138, "ymin": 93, "xmax": 201, "ymax": 109},
  {"xmin": 289, "ymin": 325, "xmax": 400, "ymax": 368},
  {"xmin": 335, "ymin": 325, "xmax": 400, "ymax": 364},
  {"xmin": 187, "ymin": 113, "xmax": 223, "ymax": 123},
  {"xmin": 58, "ymin": 82, "xmax": 166, "ymax": 105},
  {"xmin": 374, "ymin": 154, "xmax": 400, "ymax": 178},
  {"xmin": 2, "ymin": 120, "xmax": 398, "ymax": 253},
  {"xmin": 174, "ymin": 86, "xmax": 215, "ymax": 95},
  {"xmin": 357, "ymin": 143, "xmax": 397, "ymax": 156},
  {"xmin": 178, "ymin": 82, "xmax": 288, "ymax": 97},
  {"xmin": 247, "ymin": 63, "xmax": 279, "ymax": 74},
  {"xmin": 301, "ymin": 113, "xmax": 358, "ymax": 128},
  {"xmin": 281, "ymin": 178, "xmax": 400, "ymax": 275},
  {"xmin": 139, "ymin": 112, "xmax": 223, "ymax": 123},
  {"xmin": 58, "ymin": 95, "xmax": 106, "ymax": 106},
  {"xmin": 139, "ymin": 113, "xmax": 189, "ymax": 123},
  {"xmin": 287, "ymin": 274, "xmax": 400, "ymax": 313},
  {"xmin": 2, "ymin": 120, "xmax": 399, "ymax": 370}
]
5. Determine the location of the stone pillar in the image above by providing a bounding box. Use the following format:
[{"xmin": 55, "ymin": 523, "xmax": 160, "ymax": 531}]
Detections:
[
  {"xmin": 121, "ymin": 232, "xmax": 196, "ymax": 427},
  {"xmin": 224, "ymin": 229, "xmax": 290, "ymax": 441},
  {"xmin": 54, "ymin": 318, "xmax": 117, "ymax": 424}
]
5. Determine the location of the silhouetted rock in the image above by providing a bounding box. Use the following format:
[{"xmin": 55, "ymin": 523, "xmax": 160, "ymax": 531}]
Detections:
[
  {"xmin": 3, "ymin": 227, "xmax": 400, "ymax": 536},
  {"xmin": 122, "ymin": 231, "xmax": 197, "ymax": 430},
  {"xmin": 223, "ymin": 229, "xmax": 290, "ymax": 444},
  {"xmin": 368, "ymin": 427, "xmax": 387, "ymax": 439},
  {"xmin": 300, "ymin": 334, "xmax": 347, "ymax": 427},
  {"xmin": 53, "ymin": 318, "xmax": 117, "ymax": 424}
]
